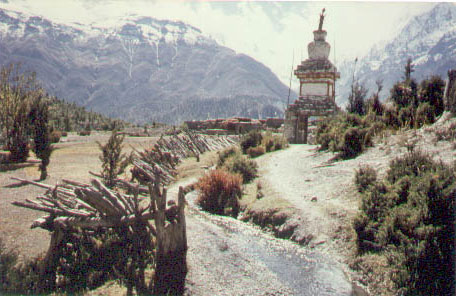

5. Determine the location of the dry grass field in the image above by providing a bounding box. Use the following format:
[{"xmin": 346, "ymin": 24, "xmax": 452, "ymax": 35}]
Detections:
[{"xmin": 0, "ymin": 131, "xmax": 159, "ymax": 261}]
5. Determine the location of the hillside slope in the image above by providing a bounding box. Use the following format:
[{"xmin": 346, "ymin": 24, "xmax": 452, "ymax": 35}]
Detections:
[
  {"xmin": 256, "ymin": 113, "xmax": 456, "ymax": 294},
  {"xmin": 337, "ymin": 3, "xmax": 456, "ymax": 105}
]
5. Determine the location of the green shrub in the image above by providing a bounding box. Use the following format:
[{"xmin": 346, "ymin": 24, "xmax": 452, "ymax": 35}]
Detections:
[
  {"xmin": 347, "ymin": 82, "xmax": 368, "ymax": 116},
  {"xmin": 345, "ymin": 113, "xmax": 364, "ymax": 127},
  {"xmin": 315, "ymin": 114, "xmax": 346, "ymax": 152},
  {"xmin": 316, "ymin": 113, "xmax": 375, "ymax": 158},
  {"xmin": 390, "ymin": 82, "xmax": 414, "ymax": 109},
  {"xmin": 366, "ymin": 94, "xmax": 384, "ymax": 116},
  {"xmin": 223, "ymin": 154, "xmax": 258, "ymax": 183},
  {"xmin": 419, "ymin": 75, "xmax": 445, "ymax": 117},
  {"xmin": 414, "ymin": 102, "xmax": 435, "ymax": 128},
  {"xmin": 0, "ymin": 229, "xmax": 153, "ymax": 294},
  {"xmin": 274, "ymin": 140, "xmax": 286, "ymax": 151},
  {"xmin": 0, "ymin": 238, "xmax": 41, "ymax": 294},
  {"xmin": 354, "ymin": 165, "xmax": 377, "ymax": 193},
  {"xmin": 261, "ymin": 133, "xmax": 288, "ymax": 152},
  {"xmin": 382, "ymin": 107, "xmax": 400, "ymax": 129},
  {"xmin": 315, "ymin": 120, "xmax": 333, "ymax": 151},
  {"xmin": 386, "ymin": 150, "xmax": 436, "ymax": 184},
  {"xmin": 247, "ymin": 146, "xmax": 265, "ymax": 158},
  {"xmin": 217, "ymin": 146, "xmax": 241, "ymax": 167},
  {"xmin": 353, "ymin": 150, "xmax": 455, "ymax": 295},
  {"xmin": 262, "ymin": 135, "xmax": 275, "ymax": 152},
  {"xmin": 367, "ymin": 121, "xmax": 387, "ymax": 139},
  {"xmin": 341, "ymin": 127, "xmax": 364, "ymax": 158},
  {"xmin": 398, "ymin": 105, "xmax": 415, "ymax": 128},
  {"xmin": 240, "ymin": 130, "xmax": 262, "ymax": 153},
  {"xmin": 196, "ymin": 169, "xmax": 242, "ymax": 217}
]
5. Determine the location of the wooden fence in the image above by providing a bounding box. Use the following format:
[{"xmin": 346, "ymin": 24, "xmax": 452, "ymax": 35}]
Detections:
[{"xmin": 11, "ymin": 132, "xmax": 238, "ymax": 295}]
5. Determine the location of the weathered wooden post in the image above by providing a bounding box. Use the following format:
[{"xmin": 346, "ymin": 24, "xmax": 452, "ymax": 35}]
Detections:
[
  {"xmin": 152, "ymin": 183, "xmax": 188, "ymax": 295},
  {"xmin": 39, "ymin": 224, "xmax": 65, "ymax": 292}
]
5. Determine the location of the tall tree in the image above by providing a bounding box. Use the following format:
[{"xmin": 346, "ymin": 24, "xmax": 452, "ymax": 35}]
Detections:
[
  {"xmin": 29, "ymin": 94, "xmax": 53, "ymax": 180},
  {"xmin": 97, "ymin": 130, "xmax": 129, "ymax": 188},
  {"xmin": 419, "ymin": 75, "xmax": 446, "ymax": 117},
  {"xmin": 0, "ymin": 64, "xmax": 41, "ymax": 162},
  {"xmin": 347, "ymin": 82, "xmax": 368, "ymax": 116},
  {"xmin": 404, "ymin": 57, "xmax": 415, "ymax": 84}
]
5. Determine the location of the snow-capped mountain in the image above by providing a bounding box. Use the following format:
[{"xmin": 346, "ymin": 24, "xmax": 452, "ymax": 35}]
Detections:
[
  {"xmin": 337, "ymin": 2, "xmax": 456, "ymax": 105},
  {"xmin": 0, "ymin": 8, "xmax": 292, "ymax": 124}
]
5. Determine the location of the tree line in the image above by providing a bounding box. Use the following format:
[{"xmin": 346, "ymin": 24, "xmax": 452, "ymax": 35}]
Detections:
[{"xmin": 0, "ymin": 63, "xmax": 128, "ymax": 179}]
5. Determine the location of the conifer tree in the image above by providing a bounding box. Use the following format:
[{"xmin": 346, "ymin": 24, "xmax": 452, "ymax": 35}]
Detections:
[
  {"xmin": 97, "ymin": 130, "xmax": 129, "ymax": 188},
  {"xmin": 0, "ymin": 63, "xmax": 40, "ymax": 162},
  {"xmin": 29, "ymin": 95, "xmax": 53, "ymax": 180}
]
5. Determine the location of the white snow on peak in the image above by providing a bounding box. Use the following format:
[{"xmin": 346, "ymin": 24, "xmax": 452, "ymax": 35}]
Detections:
[
  {"xmin": 0, "ymin": 6, "xmax": 215, "ymax": 47},
  {"xmin": 357, "ymin": 3, "xmax": 456, "ymax": 67}
]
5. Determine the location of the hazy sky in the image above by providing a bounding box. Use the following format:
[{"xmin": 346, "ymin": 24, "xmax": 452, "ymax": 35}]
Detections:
[{"xmin": 0, "ymin": 0, "xmax": 437, "ymax": 85}]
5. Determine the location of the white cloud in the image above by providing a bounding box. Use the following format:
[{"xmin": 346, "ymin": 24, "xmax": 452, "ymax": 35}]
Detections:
[{"xmin": 0, "ymin": 0, "xmax": 436, "ymax": 90}]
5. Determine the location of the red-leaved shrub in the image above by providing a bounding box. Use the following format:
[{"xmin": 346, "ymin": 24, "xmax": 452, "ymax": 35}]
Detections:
[
  {"xmin": 246, "ymin": 146, "xmax": 265, "ymax": 158},
  {"xmin": 196, "ymin": 169, "xmax": 242, "ymax": 217}
]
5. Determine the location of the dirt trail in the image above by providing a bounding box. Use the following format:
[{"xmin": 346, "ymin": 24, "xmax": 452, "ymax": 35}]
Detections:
[
  {"xmin": 257, "ymin": 144, "xmax": 360, "ymax": 253},
  {"xmin": 256, "ymin": 117, "xmax": 455, "ymax": 266}
]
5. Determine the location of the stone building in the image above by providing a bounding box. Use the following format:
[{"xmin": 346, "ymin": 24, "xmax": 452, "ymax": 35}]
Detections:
[{"xmin": 284, "ymin": 9, "xmax": 340, "ymax": 144}]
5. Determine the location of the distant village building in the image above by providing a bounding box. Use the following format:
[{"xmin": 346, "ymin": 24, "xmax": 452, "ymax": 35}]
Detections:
[
  {"xmin": 284, "ymin": 9, "xmax": 340, "ymax": 144},
  {"xmin": 184, "ymin": 117, "xmax": 283, "ymax": 134}
]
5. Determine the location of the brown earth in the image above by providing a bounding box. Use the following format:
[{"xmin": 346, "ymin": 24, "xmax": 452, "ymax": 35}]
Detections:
[{"xmin": 0, "ymin": 131, "xmax": 158, "ymax": 261}]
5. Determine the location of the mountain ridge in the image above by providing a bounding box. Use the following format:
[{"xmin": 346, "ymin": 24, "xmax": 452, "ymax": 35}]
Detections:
[
  {"xmin": 336, "ymin": 2, "xmax": 456, "ymax": 105},
  {"xmin": 0, "ymin": 7, "xmax": 291, "ymax": 124}
]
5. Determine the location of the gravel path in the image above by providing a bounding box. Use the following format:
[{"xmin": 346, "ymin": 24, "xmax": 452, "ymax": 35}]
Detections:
[
  {"xmin": 256, "ymin": 120, "xmax": 456, "ymax": 257},
  {"xmin": 257, "ymin": 145, "xmax": 360, "ymax": 249},
  {"xmin": 170, "ymin": 176, "xmax": 353, "ymax": 296}
]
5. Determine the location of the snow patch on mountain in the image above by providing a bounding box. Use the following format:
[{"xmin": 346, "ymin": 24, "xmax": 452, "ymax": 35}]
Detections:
[
  {"xmin": 0, "ymin": 6, "xmax": 291, "ymax": 124},
  {"xmin": 337, "ymin": 3, "xmax": 456, "ymax": 106}
]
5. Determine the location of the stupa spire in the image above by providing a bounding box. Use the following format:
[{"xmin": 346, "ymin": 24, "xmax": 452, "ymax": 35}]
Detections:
[{"xmin": 318, "ymin": 8, "xmax": 326, "ymax": 31}]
